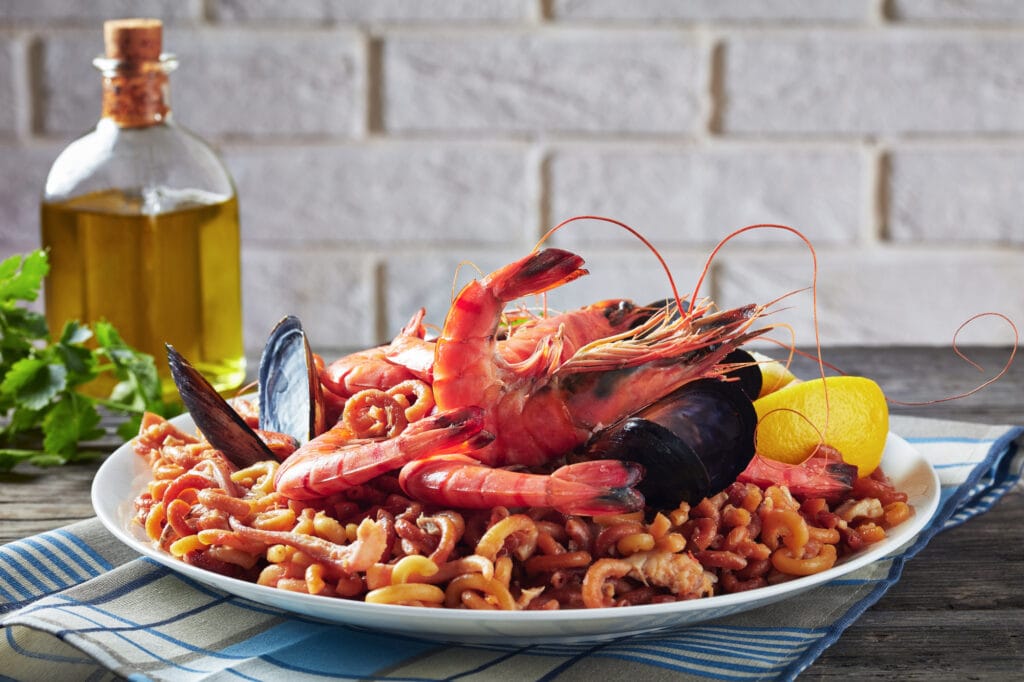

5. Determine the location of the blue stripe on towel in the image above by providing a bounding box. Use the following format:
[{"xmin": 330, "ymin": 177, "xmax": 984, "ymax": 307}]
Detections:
[
  {"xmin": 54, "ymin": 529, "xmax": 113, "ymax": 572},
  {"xmin": 18, "ymin": 537, "xmax": 85, "ymax": 585},
  {"xmin": 905, "ymin": 436, "xmax": 996, "ymax": 445},
  {"xmin": 36, "ymin": 532, "xmax": 109, "ymax": 579},
  {"xmin": 0, "ymin": 552, "xmax": 47, "ymax": 598},
  {"xmin": 260, "ymin": 627, "xmax": 439, "ymax": 678},
  {"xmin": 0, "ymin": 527, "xmax": 113, "ymax": 612}
]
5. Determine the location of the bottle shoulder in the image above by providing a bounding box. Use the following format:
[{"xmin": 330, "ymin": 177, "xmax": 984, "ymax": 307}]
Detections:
[{"xmin": 44, "ymin": 118, "xmax": 235, "ymax": 205}]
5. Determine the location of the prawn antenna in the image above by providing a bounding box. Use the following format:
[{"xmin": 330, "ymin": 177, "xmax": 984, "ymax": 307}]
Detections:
[
  {"xmin": 887, "ymin": 312, "xmax": 1018, "ymax": 406},
  {"xmin": 535, "ymin": 215, "xmax": 687, "ymax": 319}
]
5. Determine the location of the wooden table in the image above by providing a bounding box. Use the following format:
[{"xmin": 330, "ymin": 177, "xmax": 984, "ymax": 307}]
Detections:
[{"xmin": 2, "ymin": 347, "xmax": 1021, "ymax": 679}]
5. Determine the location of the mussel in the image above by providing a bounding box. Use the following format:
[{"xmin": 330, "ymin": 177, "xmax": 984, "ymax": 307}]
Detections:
[
  {"xmin": 580, "ymin": 377, "xmax": 757, "ymax": 510},
  {"xmin": 167, "ymin": 344, "xmax": 273, "ymax": 467},
  {"xmin": 167, "ymin": 316, "xmax": 323, "ymax": 468},
  {"xmin": 722, "ymin": 348, "xmax": 762, "ymax": 400},
  {"xmin": 258, "ymin": 316, "xmax": 325, "ymax": 446}
]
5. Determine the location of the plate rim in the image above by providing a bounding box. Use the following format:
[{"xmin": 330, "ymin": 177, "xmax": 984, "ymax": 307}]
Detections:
[{"xmin": 92, "ymin": 415, "xmax": 940, "ymax": 640}]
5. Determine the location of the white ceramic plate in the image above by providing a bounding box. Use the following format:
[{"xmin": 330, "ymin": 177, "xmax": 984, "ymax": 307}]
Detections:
[{"xmin": 93, "ymin": 415, "xmax": 940, "ymax": 644}]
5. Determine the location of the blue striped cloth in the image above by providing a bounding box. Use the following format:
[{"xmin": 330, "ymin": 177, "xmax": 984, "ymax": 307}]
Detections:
[{"xmin": 1, "ymin": 415, "xmax": 1021, "ymax": 682}]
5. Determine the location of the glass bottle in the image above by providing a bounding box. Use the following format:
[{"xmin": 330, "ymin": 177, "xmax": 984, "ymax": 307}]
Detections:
[{"xmin": 41, "ymin": 18, "xmax": 245, "ymax": 398}]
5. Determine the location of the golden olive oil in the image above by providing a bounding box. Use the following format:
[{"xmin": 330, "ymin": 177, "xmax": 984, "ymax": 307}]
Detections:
[{"xmin": 41, "ymin": 189, "xmax": 245, "ymax": 397}]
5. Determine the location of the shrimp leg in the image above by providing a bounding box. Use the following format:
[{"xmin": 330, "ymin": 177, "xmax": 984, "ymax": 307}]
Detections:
[
  {"xmin": 398, "ymin": 454, "xmax": 645, "ymax": 516},
  {"xmin": 275, "ymin": 407, "xmax": 492, "ymax": 500}
]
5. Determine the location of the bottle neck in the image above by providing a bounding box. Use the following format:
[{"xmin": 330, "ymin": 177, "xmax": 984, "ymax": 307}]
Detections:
[{"xmin": 95, "ymin": 54, "xmax": 176, "ymax": 128}]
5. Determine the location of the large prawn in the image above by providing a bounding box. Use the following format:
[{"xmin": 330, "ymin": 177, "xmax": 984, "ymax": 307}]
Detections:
[
  {"xmin": 320, "ymin": 298, "xmax": 651, "ymax": 398},
  {"xmin": 274, "ymin": 247, "xmax": 770, "ymax": 515}
]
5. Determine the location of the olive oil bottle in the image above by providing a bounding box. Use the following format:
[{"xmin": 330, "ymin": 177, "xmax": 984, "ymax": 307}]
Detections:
[{"xmin": 41, "ymin": 19, "xmax": 244, "ymax": 397}]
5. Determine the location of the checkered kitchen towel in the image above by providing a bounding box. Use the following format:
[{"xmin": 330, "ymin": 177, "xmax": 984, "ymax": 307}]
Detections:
[{"xmin": 1, "ymin": 415, "xmax": 1021, "ymax": 682}]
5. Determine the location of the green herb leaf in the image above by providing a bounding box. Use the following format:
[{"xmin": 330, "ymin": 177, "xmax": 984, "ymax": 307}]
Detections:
[
  {"xmin": 1, "ymin": 357, "xmax": 67, "ymax": 410},
  {"xmin": 0, "ymin": 250, "xmax": 183, "ymax": 473},
  {"xmin": 55, "ymin": 321, "xmax": 98, "ymax": 386},
  {"xmin": 0, "ymin": 448, "xmax": 42, "ymax": 469},
  {"xmin": 42, "ymin": 392, "xmax": 104, "ymax": 456},
  {"xmin": 60, "ymin": 320, "xmax": 93, "ymax": 345},
  {"xmin": 0, "ymin": 250, "xmax": 48, "ymax": 303},
  {"xmin": 95, "ymin": 321, "xmax": 163, "ymax": 413}
]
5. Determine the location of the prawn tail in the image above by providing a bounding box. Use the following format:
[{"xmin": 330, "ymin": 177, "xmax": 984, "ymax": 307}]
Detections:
[
  {"xmin": 737, "ymin": 454, "xmax": 857, "ymax": 501},
  {"xmin": 549, "ymin": 460, "xmax": 646, "ymax": 516},
  {"xmin": 486, "ymin": 248, "xmax": 588, "ymax": 301}
]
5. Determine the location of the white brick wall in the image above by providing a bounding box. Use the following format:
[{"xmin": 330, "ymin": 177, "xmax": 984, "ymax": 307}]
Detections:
[
  {"xmin": 1, "ymin": 2, "xmax": 1022, "ymax": 354},
  {"xmin": 721, "ymin": 31, "xmax": 1024, "ymax": 135},
  {"xmin": 383, "ymin": 30, "xmax": 705, "ymax": 134}
]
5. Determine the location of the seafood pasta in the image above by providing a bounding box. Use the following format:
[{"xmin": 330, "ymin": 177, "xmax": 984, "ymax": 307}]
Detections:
[
  {"xmin": 132, "ymin": 240, "xmax": 915, "ymax": 609},
  {"xmin": 132, "ymin": 408, "xmax": 911, "ymax": 608}
]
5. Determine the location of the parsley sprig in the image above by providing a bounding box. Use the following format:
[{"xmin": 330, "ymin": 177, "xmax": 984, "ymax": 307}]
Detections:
[{"xmin": 0, "ymin": 250, "xmax": 177, "ymax": 471}]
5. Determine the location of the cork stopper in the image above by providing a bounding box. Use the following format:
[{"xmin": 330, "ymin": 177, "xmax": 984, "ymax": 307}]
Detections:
[
  {"xmin": 103, "ymin": 18, "xmax": 163, "ymax": 62},
  {"xmin": 98, "ymin": 18, "xmax": 172, "ymax": 127}
]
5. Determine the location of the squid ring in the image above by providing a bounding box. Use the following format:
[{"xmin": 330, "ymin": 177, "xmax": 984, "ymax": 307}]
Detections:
[
  {"xmin": 387, "ymin": 379, "xmax": 435, "ymax": 423},
  {"xmin": 343, "ymin": 389, "xmax": 409, "ymax": 439}
]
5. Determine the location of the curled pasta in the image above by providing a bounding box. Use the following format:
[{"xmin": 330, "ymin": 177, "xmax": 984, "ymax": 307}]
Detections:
[
  {"xmin": 391, "ymin": 555, "xmax": 440, "ymax": 584},
  {"xmin": 169, "ymin": 534, "xmax": 205, "ymax": 557},
  {"xmin": 581, "ymin": 558, "xmax": 632, "ymax": 608},
  {"xmin": 366, "ymin": 583, "xmax": 446, "ymax": 605},
  {"xmin": 474, "ymin": 514, "xmax": 538, "ymax": 562},
  {"xmin": 131, "ymin": 411, "xmax": 912, "ymax": 610},
  {"xmin": 524, "ymin": 550, "xmax": 592, "ymax": 575},
  {"xmin": 444, "ymin": 574, "xmax": 516, "ymax": 610},
  {"xmin": 771, "ymin": 543, "xmax": 838, "ymax": 575},
  {"xmin": 761, "ymin": 509, "xmax": 810, "ymax": 555}
]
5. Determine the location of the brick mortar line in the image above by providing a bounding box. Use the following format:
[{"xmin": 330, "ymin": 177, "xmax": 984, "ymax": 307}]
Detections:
[
  {"xmin": 10, "ymin": 32, "xmax": 31, "ymax": 138},
  {"xmin": 372, "ymin": 257, "xmax": 388, "ymax": 345},
  {"xmin": 871, "ymin": 0, "xmax": 889, "ymax": 25},
  {"xmin": 191, "ymin": 132, "xmax": 1024, "ymax": 147},
  {"xmin": 362, "ymin": 33, "xmax": 378, "ymax": 137},
  {"xmin": 17, "ymin": 134, "xmax": 1024, "ymax": 149},
  {"xmin": 698, "ymin": 25, "xmax": 719, "ymax": 141},
  {"xmin": 863, "ymin": 144, "xmax": 885, "ymax": 245},
  {"xmin": 533, "ymin": 0, "xmax": 550, "ymax": 23},
  {"xmin": 199, "ymin": 0, "xmax": 216, "ymax": 24},
  {"xmin": 363, "ymin": 24, "xmax": 1024, "ymax": 36},
  {"xmin": 8, "ymin": 22, "xmax": 1024, "ymax": 36},
  {"xmin": 533, "ymin": 137, "xmax": 1024, "ymax": 151},
  {"xmin": 530, "ymin": 145, "xmax": 550, "ymax": 243},
  {"xmin": 243, "ymin": 244, "xmax": 1024, "ymax": 258}
]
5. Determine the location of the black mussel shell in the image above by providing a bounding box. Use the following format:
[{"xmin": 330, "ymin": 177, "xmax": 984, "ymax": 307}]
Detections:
[
  {"xmin": 167, "ymin": 344, "xmax": 275, "ymax": 468},
  {"xmin": 582, "ymin": 378, "xmax": 756, "ymax": 509},
  {"xmin": 586, "ymin": 417, "xmax": 711, "ymax": 510},
  {"xmin": 258, "ymin": 316, "xmax": 324, "ymax": 445},
  {"xmin": 722, "ymin": 348, "xmax": 762, "ymax": 400}
]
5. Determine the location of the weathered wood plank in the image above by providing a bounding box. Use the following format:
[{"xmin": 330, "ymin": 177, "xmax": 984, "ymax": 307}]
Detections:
[
  {"xmin": 1, "ymin": 463, "xmax": 103, "ymax": 544},
  {"xmin": 803, "ymin": 609, "xmax": 1024, "ymax": 680},
  {"xmin": 870, "ymin": 494, "xmax": 1024, "ymax": 612}
]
